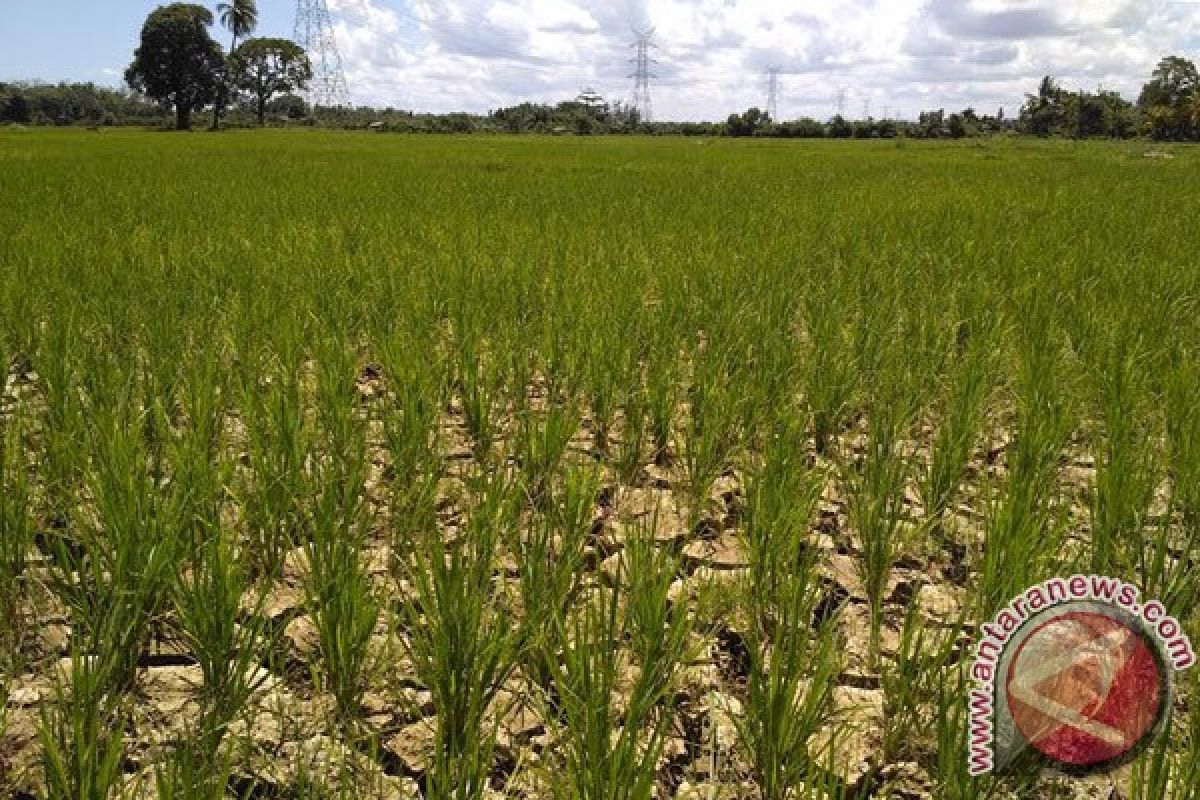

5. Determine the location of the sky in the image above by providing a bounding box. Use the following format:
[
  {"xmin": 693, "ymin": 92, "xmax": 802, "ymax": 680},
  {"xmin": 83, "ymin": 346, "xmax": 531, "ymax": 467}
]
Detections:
[{"xmin": 4, "ymin": 0, "xmax": 1200, "ymax": 121}]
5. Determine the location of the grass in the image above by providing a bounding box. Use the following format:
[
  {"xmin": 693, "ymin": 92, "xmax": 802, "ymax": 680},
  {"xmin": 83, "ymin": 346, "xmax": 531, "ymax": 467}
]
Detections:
[{"xmin": 0, "ymin": 130, "xmax": 1197, "ymax": 798}]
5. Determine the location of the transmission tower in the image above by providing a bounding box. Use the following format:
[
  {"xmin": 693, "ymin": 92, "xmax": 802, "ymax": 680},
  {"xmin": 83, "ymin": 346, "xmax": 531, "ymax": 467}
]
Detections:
[
  {"xmin": 295, "ymin": 0, "xmax": 349, "ymax": 108},
  {"xmin": 766, "ymin": 67, "xmax": 780, "ymax": 121},
  {"xmin": 630, "ymin": 28, "xmax": 656, "ymax": 123},
  {"xmin": 835, "ymin": 87, "xmax": 847, "ymax": 118}
]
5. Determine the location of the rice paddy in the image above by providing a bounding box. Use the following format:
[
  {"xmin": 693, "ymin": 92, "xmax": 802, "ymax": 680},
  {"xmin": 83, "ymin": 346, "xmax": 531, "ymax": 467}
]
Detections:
[{"xmin": 0, "ymin": 129, "xmax": 1197, "ymax": 799}]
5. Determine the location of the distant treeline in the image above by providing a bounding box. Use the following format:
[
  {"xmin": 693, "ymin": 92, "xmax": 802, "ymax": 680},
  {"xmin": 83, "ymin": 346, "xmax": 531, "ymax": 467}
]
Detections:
[{"xmin": 5, "ymin": 54, "xmax": 1200, "ymax": 141}]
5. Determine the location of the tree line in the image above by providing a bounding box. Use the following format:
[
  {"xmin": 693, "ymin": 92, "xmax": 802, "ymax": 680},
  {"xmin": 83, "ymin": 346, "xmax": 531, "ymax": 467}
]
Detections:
[{"xmin": 3, "ymin": 4, "xmax": 1200, "ymax": 141}]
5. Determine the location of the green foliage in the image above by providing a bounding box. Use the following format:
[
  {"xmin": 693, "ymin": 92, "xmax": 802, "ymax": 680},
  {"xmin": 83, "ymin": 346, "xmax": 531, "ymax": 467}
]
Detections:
[
  {"xmin": 231, "ymin": 38, "xmax": 312, "ymax": 125},
  {"xmin": 1138, "ymin": 56, "xmax": 1200, "ymax": 140},
  {"xmin": 739, "ymin": 422, "xmax": 840, "ymax": 800},
  {"xmin": 397, "ymin": 473, "xmax": 521, "ymax": 800},
  {"xmin": 1019, "ymin": 76, "xmax": 1138, "ymax": 138},
  {"xmin": 125, "ymin": 4, "xmax": 224, "ymax": 130}
]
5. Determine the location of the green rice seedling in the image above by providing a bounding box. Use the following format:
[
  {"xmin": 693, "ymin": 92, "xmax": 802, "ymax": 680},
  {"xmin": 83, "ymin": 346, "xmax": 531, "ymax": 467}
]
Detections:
[
  {"xmin": 457, "ymin": 338, "xmax": 506, "ymax": 464},
  {"xmin": 801, "ymin": 283, "xmax": 858, "ymax": 456},
  {"xmin": 397, "ymin": 471, "xmax": 521, "ymax": 800},
  {"xmin": 304, "ymin": 463, "xmax": 380, "ymax": 722},
  {"xmin": 47, "ymin": 381, "xmax": 186, "ymax": 695},
  {"xmin": 1130, "ymin": 665, "xmax": 1199, "ymax": 799},
  {"xmin": 379, "ymin": 329, "xmax": 446, "ymax": 525},
  {"xmin": 922, "ymin": 331, "xmax": 995, "ymax": 522},
  {"xmin": 153, "ymin": 740, "xmax": 235, "ymax": 800},
  {"xmin": 36, "ymin": 317, "xmax": 85, "ymax": 530},
  {"xmin": 1164, "ymin": 346, "xmax": 1200, "ymax": 526},
  {"xmin": 240, "ymin": 356, "xmax": 312, "ymax": 580},
  {"xmin": 845, "ymin": 368, "xmax": 916, "ymax": 668},
  {"xmin": 678, "ymin": 354, "xmax": 740, "ymax": 525},
  {"xmin": 512, "ymin": 465, "xmax": 596, "ymax": 689},
  {"xmin": 622, "ymin": 526, "xmax": 692, "ymax": 705},
  {"xmin": 172, "ymin": 530, "xmax": 274, "ymax": 774},
  {"xmin": 930, "ymin": 668, "xmax": 974, "ymax": 800},
  {"xmin": 928, "ymin": 660, "xmax": 1044, "ymax": 800},
  {"xmin": 0, "ymin": 407, "xmax": 31, "ymax": 656},
  {"xmin": 1147, "ymin": 349, "xmax": 1200, "ymax": 611},
  {"xmin": 515, "ymin": 400, "xmax": 578, "ymax": 508},
  {"xmin": 739, "ymin": 421, "xmax": 841, "ymax": 800},
  {"xmin": 644, "ymin": 341, "xmax": 679, "ymax": 466},
  {"xmin": 615, "ymin": 386, "xmax": 650, "ymax": 484},
  {"xmin": 38, "ymin": 649, "xmax": 126, "ymax": 800},
  {"xmin": 544, "ymin": 573, "xmax": 682, "ymax": 800},
  {"xmin": 1089, "ymin": 328, "xmax": 1159, "ymax": 577},
  {"xmin": 978, "ymin": 320, "xmax": 1074, "ymax": 609},
  {"xmin": 879, "ymin": 599, "xmax": 963, "ymax": 764},
  {"xmin": 314, "ymin": 337, "xmax": 368, "ymax": 462},
  {"xmin": 581, "ymin": 332, "xmax": 624, "ymax": 456}
]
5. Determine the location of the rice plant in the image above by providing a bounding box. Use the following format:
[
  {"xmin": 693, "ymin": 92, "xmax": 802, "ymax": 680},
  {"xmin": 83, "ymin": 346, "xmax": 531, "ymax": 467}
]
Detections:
[
  {"xmin": 0, "ymin": 405, "xmax": 31, "ymax": 657},
  {"xmin": 304, "ymin": 460, "xmax": 380, "ymax": 722},
  {"xmin": 38, "ymin": 650, "xmax": 126, "ymax": 800},
  {"xmin": 397, "ymin": 471, "xmax": 521, "ymax": 800},
  {"xmin": 171, "ymin": 531, "xmax": 274, "ymax": 780},
  {"xmin": 845, "ymin": 359, "xmax": 917, "ymax": 667},
  {"xmin": 922, "ymin": 329, "xmax": 995, "ymax": 522},
  {"xmin": 542, "ymin": 529, "xmax": 691, "ymax": 800},
  {"xmin": 738, "ymin": 421, "xmax": 841, "ymax": 800},
  {"xmin": 1089, "ymin": 325, "xmax": 1159, "ymax": 577}
]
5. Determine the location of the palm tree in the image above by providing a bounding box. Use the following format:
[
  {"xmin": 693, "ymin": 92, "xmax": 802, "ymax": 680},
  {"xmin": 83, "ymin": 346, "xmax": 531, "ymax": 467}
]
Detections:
[
  {"xmin": 218, "ymin": 0, "xmax": 258, "ymax": 52},
  {"xmin": 212, "ymin": 0, "xmax": 259, "ymax": 128}
]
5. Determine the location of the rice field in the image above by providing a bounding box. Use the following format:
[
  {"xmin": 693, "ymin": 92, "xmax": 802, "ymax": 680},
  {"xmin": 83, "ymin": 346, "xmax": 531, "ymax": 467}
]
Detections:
[{"xmin": 0, "ymin": 129, "xmax": 1198, "ymax": 799}]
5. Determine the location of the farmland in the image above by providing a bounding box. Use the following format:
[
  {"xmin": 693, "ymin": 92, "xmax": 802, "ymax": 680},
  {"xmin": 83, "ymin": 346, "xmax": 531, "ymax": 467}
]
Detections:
[{"xmin": 0, "ymin": 129, "xmax": 1198, "ymax": 799}]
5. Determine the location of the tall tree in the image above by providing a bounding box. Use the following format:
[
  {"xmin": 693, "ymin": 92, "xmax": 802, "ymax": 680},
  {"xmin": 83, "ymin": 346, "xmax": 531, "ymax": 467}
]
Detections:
[
  {"xmin": 213, "ymin": 0, "xmax": 259, "ymax": 129},
  {"xmin": 217, "ymin": 0, "xmax": 258, "ymax": 52},
  {"xmin": 231, "ymin": 39, "xmax": 312, "ymax": 125},
  {"xmin": 1138, "ymin": 56, "xmax": 1199, "ymax": 140},
  {"xmin": 126, "ymin": 4, "xmax": 224, "ymax": 130}
]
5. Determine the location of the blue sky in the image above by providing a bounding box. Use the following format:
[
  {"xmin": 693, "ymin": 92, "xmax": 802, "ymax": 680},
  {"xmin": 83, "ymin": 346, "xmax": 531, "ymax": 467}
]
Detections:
[{"xmin": 4, "ymin": 1, "xmax": 1200, "ymax": 121}]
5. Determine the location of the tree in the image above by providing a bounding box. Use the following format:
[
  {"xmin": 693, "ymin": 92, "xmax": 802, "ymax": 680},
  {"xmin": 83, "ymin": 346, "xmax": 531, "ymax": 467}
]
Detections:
[
  {"xmin": 126, "ymin": 4, "xmax": 224, "ymax": 130},
  {"xmin": 267, "ymin": 93, "xmax": 309, "ymax": 120},
  {"xmin": 218, "ymin": 0, "xmax": 258, "ymax": 52},
  {"xmin": 213, "ymin": 0, "xmax": 259, "ymax": 128},
  {"xmin": 1019, "ymin": 76, "xmax": 1069, "ymax": 135},
  {"xmin": 916, "ymin": 109, "xmax": 945, "ymax": 138},
  {"xmin": 231, "ymin": 38, "xmax": 312, "ymax": 125},
  {"xmin": 726, "ymin": 107, "xmax": 769, "ymax": 137},
  {"xmin": 1140, "ymin": 56, "xmax": 1199, "ymax": 107},
  {"xmin": 946, "ymin": 113, "xmax": 966, "ymax": 139},
  {"xmin": 828, "ymin": 114, "xmax": 853, "ymax": 138},
  {"xmin": 0, "ymin": 87, "xmax": 31, "ymax": 124},
  {"xmin": 1138, "ymin": 56, "xmax": 1199, "ymax": 140}
]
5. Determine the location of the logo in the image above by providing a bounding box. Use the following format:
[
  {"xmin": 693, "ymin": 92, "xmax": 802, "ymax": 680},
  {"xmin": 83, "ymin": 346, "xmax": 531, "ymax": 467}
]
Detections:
[{"xmin": 968, "ymin": 576, "xmax": 1195, "ymax": 776}]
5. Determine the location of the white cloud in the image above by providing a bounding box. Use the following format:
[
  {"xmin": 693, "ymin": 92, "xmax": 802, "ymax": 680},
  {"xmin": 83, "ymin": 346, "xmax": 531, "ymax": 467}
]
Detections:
[{"xmin": 316, "ymin": 0, "xmax": 1200, "ymax": 120}]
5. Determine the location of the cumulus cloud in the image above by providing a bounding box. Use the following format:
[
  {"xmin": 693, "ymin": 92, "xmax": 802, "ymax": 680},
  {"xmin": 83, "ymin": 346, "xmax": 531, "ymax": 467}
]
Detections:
[{"xmin": 317, "ymin": 0, "xmax": 1200, "ymax": 120}]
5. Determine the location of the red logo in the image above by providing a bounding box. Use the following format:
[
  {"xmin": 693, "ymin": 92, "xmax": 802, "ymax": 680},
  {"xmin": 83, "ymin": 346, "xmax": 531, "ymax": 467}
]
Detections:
[{"xmin": 1004, "ymin": 609, "xmax": 1167, "ymax": 771}]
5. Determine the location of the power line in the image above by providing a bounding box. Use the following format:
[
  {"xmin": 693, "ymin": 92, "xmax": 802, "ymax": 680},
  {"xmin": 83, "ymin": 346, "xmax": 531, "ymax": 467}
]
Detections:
[
  {"xmin": 295, "ymin": 0, "xmax": 350, "ymax": 108},
  {"xmin": 766, "ymin": 66, "xmax": 780, "ymax": 121},
  {"xmin": 629, "ymin": 27, "xmax": 656, "ymax": 123}
]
